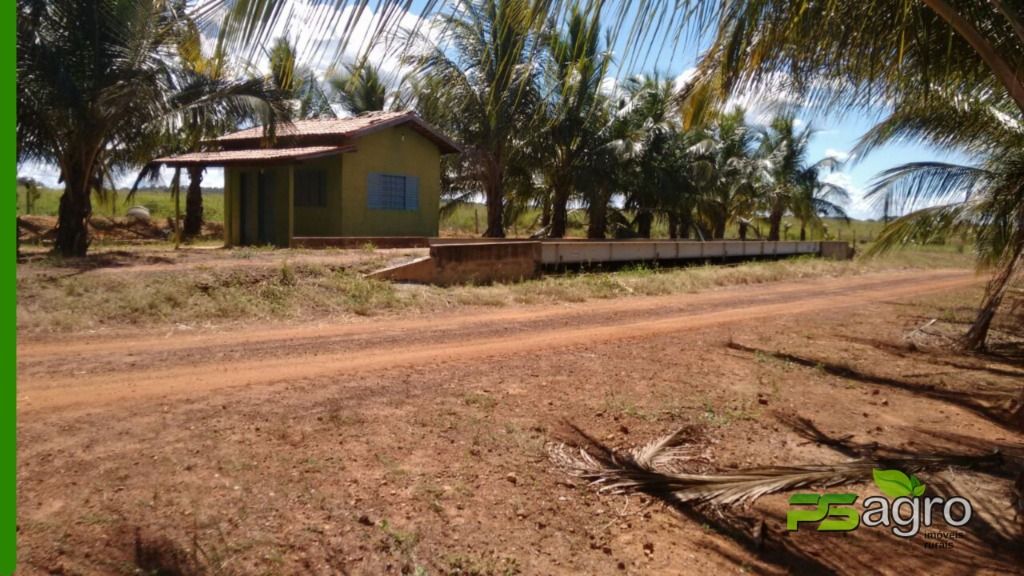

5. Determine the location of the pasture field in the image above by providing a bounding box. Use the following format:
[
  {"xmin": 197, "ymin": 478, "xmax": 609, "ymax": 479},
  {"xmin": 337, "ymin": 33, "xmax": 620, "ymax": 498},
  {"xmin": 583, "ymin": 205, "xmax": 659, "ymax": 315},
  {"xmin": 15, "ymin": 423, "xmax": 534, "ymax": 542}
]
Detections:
[
  {"xmin": 16, "ymin": 244, "xmax": 973, "ymax": 335},
  {"xmin": 18, "ymin": 188, "xmax": 895, "ymax": 243},
  {"xmin": 17, "ymin": 186, "xmax": 226, "ymax": 223},
  {"xmin": 439, "ymin": 202, "xmax": 895, "ymax": 242}
]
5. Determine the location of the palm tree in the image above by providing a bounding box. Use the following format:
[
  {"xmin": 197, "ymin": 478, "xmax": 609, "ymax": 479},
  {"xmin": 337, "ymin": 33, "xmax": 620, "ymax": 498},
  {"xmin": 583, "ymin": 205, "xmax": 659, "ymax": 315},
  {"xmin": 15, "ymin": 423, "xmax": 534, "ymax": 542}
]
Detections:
[
  {"xmin": 693, "ymin": 107, "xmax": 761, "ymax": 240},
  {"xmin": 212, "ymin": 1, "xmax": 1023, "ymax": 116},
  {"xmin": 328, "ymin": 56, "xmax": 389, "ymax": 115},
  {"xmin": 268, "ymin": 37, "xmax": 334, "ymax": 120},
  {"xmin": 17, "ymin": 0, "xmax": 287, "ymax": 257},
  {"xmin": 607, "ymin": 75, "xmax": 692, "ymax": 238},
  {"xmin": 688, "ymin": 1, "xmax": 1023, "ymax": 115},
  {"xmin": 682, "ymin": 0, "xmax": 1021, "ymax": 351},
  {"xmin": 789, "ymin": 172, "xmax": 850, "ymax": 242},
  {"xmin": 756, "ymin": 115, "xmax": 847, "ymax": 241},
  {"xmin": 404, "ymin": 0, "xmax": 545, "ymax": 237},
  {"xmin": 540, "ymin": 6, "xmax": 611, "ymax": 238},
  {"xmin": 859, "ymin": 89, "xmax": 1023, "ymax": 350},
  {"xmin": 170, "ymin": 23, "xmax": 287, "ymax": 238}
]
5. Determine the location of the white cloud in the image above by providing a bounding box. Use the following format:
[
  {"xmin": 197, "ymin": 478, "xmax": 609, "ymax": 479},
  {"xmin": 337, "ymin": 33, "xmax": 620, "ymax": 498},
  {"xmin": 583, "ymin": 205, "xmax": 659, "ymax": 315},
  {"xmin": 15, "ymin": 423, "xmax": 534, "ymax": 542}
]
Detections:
[
  {"xmin": 248, "ymin": 0, "xmax": 436, "ymax": 84},
  {"xmin": 599, "ymin": 75, "xmax": 620, "ymax": 97},
  {"xmin": 824, "ymin": 148, "xmax": 851, "ymax": 162},
  {"xmin": 822, "ymin": 171, "xmax": 874, "ymax": 220},
  {"xmin": 724, "ymin": 73, "xmax": 802, "ymax": 124},
  {"xmin": 673, "ymin": 67, "xmax": 698, "ymax": 92}
]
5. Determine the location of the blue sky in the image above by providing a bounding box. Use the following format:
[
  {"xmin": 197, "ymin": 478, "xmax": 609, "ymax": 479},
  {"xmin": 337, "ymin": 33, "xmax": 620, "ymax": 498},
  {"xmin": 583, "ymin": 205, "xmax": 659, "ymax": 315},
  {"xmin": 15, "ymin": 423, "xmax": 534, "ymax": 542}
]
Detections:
[
  {"xmin": 595, "ymin": 10, "xmax": 967, "ymax": 220},
  {"xmin": 19, "ymin": 0, "xmax": 967, "ymax": 220}
]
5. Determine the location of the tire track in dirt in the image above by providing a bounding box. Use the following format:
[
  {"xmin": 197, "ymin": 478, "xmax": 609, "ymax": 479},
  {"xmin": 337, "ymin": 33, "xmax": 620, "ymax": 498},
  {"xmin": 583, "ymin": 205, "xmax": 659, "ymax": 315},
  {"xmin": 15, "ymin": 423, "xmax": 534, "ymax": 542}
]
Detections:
[
  {"xmin": 17, "ymin": 270, "xmax": 978, "ymax": 413},
  {"xmin": 17, "ymin": 269, "xmax": 964, "ymax": 359},
  {"xmin": 17, "ymin": 271, "xmax": 957, "ymax": 382}
]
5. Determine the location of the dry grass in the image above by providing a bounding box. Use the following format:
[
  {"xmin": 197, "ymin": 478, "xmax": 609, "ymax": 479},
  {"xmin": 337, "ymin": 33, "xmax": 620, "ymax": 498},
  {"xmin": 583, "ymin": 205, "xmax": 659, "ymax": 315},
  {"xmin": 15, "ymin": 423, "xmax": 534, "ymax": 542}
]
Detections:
[{"xmin": 17, "ymin": 246, "xmax": 975, "ymax": 335}]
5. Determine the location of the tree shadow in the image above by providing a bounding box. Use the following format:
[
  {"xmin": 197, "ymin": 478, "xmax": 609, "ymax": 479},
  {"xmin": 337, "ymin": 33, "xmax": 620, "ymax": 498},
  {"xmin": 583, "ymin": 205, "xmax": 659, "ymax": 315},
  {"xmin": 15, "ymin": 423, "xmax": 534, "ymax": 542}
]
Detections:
[
  {"xmin": 555, "ymin": 422, "xmax": 1021, "ymax": 575},
  {"xmin": 556, "ymin": 424, "xmax": 853, "ymax": 575},
  {"xmin": 847, "ymin": 336, "xmax": 1024, "ymax": 377},
  {"xmin": 129, "ymin": 526, "xmax": 205, "ymax": 576},
  {"xmin": 726, "ymin": 341, "xmax": 1022, "ymax": 433},
  {"xmin": 778, "ymin": 414, "xmax": 1022, "ymax": 562},
  {"xmin": 20, "ymin": 250, "xmax": 179, "ymax": 280}
]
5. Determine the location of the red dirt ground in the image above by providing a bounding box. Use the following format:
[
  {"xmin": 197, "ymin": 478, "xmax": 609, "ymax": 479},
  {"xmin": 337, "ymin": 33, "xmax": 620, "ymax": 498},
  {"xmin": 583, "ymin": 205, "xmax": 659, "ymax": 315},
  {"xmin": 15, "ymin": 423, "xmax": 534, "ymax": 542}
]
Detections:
[{"xmin": 16, "ymin": 269, "xmax": 1023, "ymax": 575}]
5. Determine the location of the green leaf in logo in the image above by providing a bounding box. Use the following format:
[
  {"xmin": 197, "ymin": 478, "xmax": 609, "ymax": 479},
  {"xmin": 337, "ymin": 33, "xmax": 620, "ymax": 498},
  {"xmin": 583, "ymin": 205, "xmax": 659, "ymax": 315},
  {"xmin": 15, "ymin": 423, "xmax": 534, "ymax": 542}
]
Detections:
[
  {"xmin": 872, "ymin": 469, "xmax": 914, "ymax": 498},
  {"xmin": 910, "ymin": 474, "xmax": 926, "ymax": 497}
]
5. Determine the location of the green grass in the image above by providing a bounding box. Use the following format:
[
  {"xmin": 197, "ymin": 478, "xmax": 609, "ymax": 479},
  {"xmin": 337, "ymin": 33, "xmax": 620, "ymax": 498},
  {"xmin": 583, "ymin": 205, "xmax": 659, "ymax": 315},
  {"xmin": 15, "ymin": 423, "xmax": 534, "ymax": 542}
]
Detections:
[
  {"xmin": 440, "ymin": 203, "xmax": 904, "ymax": 243},
  {"xmin": 19, "ymin": 190, "xmax": 906, "ymax": 246},
  {"xmin": 17, "ymin": 186, "xmax": 225, "ymax": 222},
  {"xmin": 16, "ymin": 245, "xmax": 974, "ymax": 334},
  {"xmin": 17, "ymin": 262, "xmax": 403, "ymax": 333}
]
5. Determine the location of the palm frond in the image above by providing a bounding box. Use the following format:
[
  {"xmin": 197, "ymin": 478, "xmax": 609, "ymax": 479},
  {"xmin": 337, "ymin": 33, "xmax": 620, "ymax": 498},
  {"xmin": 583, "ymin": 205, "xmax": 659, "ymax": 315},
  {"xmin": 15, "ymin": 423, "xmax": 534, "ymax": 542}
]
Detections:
[
  {"xmin": 549, "ymin": 427, "xmax": 1003, "ymax": 506},
  {"xmin": 865, "ymin": 161, "xmax": 993, "ymax": 213}
]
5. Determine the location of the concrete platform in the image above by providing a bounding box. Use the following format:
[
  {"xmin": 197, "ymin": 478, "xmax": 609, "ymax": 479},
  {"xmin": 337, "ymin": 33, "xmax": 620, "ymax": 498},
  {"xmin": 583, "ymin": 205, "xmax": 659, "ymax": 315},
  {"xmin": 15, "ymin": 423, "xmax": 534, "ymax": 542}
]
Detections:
[{"xmin": 368, "ymin": 240, "xmax": 853, "ymax": 285}]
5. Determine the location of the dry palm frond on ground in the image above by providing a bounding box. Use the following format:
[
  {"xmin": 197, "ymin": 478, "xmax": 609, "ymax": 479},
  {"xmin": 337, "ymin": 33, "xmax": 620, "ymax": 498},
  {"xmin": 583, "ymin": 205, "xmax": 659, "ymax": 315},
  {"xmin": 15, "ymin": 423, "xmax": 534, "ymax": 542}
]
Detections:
[{"xmin": 549, "ymin": 426, "xmax": 1004, "ymax": 506}]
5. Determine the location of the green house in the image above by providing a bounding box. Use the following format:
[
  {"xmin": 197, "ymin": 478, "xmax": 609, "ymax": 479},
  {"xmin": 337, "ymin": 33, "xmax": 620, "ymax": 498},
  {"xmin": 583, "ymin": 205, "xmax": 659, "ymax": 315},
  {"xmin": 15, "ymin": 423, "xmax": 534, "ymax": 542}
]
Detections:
[{"xmin": 156, "ymin": 111, "xmax": 460, "ymax": 246}]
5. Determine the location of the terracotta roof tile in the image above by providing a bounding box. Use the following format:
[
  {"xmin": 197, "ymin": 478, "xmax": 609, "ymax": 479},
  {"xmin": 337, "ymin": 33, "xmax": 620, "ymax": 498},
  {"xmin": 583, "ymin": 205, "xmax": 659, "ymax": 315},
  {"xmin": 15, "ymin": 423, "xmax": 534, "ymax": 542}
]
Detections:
[
  {"xmin": 155, "ymin": 145, "xmax": 351, "ymax": 167},
  {"xmin": 218, "ymin": 111, "xmax": 410, "ymax": 141},
  {"xmin": 215, "ymin": 110, "xmax": 460, "ymax": 154}
]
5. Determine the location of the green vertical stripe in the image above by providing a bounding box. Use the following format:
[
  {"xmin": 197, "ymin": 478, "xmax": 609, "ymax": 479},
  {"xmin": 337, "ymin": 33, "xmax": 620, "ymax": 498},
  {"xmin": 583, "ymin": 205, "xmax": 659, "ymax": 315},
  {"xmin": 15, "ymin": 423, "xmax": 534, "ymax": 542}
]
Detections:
[{"xmin": 3, "ymin": 0, "xmax": 16, "ymax": 571}]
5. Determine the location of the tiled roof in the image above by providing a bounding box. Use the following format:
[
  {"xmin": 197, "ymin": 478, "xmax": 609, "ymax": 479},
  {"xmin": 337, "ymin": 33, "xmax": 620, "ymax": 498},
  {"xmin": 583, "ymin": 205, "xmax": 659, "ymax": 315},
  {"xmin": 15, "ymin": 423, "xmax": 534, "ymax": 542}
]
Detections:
[
  {"xmin": 154, "ymin": 145, "xmax": 352, "ymax": 167},
  {"xmin": 218, "ymin": 111, "xmax": 407, "ymax": 141},
  {"xmin": 215, "ymin": 110, "xmax": 461, "ymax": 154}
]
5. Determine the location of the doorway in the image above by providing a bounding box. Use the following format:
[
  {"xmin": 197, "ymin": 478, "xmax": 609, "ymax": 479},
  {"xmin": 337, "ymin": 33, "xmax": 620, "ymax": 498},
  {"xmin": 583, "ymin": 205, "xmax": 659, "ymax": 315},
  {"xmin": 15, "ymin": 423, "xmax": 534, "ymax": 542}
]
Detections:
[{"xmin": 239, "ymin": 170, "xmax": 276, "ymax": 245}]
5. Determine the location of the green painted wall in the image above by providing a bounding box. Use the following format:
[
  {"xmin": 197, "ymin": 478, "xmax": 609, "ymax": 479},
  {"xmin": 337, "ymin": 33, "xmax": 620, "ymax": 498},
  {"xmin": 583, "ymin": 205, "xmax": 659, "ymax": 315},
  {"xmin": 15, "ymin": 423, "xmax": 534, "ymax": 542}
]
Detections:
[
  {"xmin": 223, "ymin": 123, "xmax": 443, "ymax": 246},
  {"xmin": 224, "ymin": 164, "xmax": 293, "ymax": 247},
  {"xmin": 340, "ymin": 125, "xmax": 441, "ymax": 237},
  {"xmin": 292, "ymin": 155, "xmax": 344, "ymax": 237}
]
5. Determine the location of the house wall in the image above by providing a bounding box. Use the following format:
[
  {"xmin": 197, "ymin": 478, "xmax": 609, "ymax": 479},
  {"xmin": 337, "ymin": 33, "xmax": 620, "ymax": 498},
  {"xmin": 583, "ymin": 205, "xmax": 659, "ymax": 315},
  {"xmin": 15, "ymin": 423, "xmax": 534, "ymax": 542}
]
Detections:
[
  {"xmin": 340, "ymin": 124, "xmax": 441, "ymax": 237},
  {"xmin": 223, "ymin": 164, "xmax": 293, "ymax": 248},
  {"xmin": 223, "ymin": 123, "xmax": 444, "ymax": 246},
  {"xmin": 292, "ymin": 154, "xmax": 344, "ymax": 237}
]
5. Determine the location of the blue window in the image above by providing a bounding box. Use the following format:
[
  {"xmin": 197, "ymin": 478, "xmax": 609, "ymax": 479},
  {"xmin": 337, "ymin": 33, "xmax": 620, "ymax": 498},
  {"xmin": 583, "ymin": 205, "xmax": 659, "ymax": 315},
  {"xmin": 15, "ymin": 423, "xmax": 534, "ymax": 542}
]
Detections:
[{"xmin": 368, "ymin": 173, "xmax": 419, "ymax": 211}]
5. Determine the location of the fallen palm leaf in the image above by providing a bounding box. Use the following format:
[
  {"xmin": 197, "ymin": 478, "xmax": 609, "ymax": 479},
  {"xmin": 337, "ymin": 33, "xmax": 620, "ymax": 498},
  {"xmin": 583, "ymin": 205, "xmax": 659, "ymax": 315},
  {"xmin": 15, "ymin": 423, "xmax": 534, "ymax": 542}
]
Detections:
[{"xmin": 549, "ymin": 427, "xmax": 1003, "ymax": 506}]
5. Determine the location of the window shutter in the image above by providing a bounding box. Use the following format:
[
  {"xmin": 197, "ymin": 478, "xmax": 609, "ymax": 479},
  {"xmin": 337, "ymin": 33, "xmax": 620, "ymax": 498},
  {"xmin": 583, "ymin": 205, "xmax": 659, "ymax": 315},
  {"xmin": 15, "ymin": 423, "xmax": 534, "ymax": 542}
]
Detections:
[
  {"xmin": 367, "ymin": 173, "xmax": 382, "ymax": 209},
  {"xmin": 404, "ymin": 176, "xmax": 419, "ymax": 211}
]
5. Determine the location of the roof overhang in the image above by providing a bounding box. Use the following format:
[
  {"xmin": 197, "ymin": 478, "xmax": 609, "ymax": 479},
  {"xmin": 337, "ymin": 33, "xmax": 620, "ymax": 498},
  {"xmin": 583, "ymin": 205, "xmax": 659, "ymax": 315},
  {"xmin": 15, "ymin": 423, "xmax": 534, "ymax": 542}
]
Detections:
[
  {"xmin": 209, "ymin": 112, "xmax": 462, "ymax": 155},
  {"xmin": 154, "ymin": 145, "xmax": 354, "ymax": 167}
]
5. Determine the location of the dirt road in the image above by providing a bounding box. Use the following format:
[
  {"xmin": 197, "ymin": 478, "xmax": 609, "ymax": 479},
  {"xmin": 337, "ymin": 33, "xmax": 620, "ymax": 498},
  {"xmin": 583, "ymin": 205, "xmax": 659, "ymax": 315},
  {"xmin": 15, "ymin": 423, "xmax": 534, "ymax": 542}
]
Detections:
[
  {"xmin": 18, "ymin": 269, "xmax": 978, "ymax": 413},
  {"xmin": 19, "ymin": 267, "xmax": 1023, "ymax": 576}
]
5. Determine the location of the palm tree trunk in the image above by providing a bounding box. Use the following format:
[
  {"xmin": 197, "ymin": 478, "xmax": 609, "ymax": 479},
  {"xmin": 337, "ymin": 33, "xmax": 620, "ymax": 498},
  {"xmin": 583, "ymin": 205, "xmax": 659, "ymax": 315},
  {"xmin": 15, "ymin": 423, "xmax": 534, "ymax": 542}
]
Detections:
[
  {"xmin": 484, "ymin": 177, "xmax": 505, "ymax": 238},
  {"xmin": 55, "ymin": 167, "xmax": 91, "ymax": 257},
  {"xmin": 767, "ymin": 203, "xmax": 784, "ymax": 241},
  {"xmin": 799, "ymin": 223, "xmax": 807, "ymax": 241},
  {"xmin": 679, "ymin": 211, "xmax": 692, "ymax": 240},
  {"xmin": 738, "ymin": 220, "xmax": 749, "ymax": 241},
  {"xmin": 550, "ymin": 184, "xmax": 571, "ymax": 238},
  {"xmin": 636, "ymin": 210, "xmax": 653, "ymax": 238},
  {"xmin": 587, "ymin": 188, "xmax": 608, "ymax": 239},
  {"xmin": 667, "ymin": 212, "xmax": 679, "ymax": 239},
  {"xmin": 713, "ymin": 216, "xmax": 727, "ymax": 240},
  {"xmin": 183, "ymin": 166, "xmax": 204, "ymax": 238},
  {"xmin": 962, "ymin": 232, "xmax": 1023, "ymax": 351},
  {"xmin": 921, "ymin": 0, "xmax": 1024, "ymax": 115}
]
